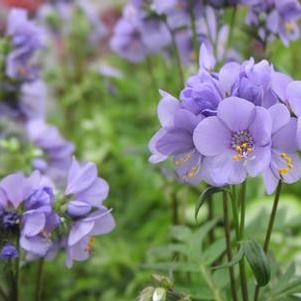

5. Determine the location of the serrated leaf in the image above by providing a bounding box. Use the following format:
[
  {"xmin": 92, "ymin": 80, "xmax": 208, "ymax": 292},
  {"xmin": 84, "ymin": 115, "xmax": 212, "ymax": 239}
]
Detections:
[
  {"xmin": 212, "ymin": 247, "xmax": 244, "ymax": 270},
  {"xmin": 242, "ymin": 240, "xmax": 271, "ymax": 287},
  {"xmin": 195, "ymin": 186, "xmax": 226, "ymax": 221}
]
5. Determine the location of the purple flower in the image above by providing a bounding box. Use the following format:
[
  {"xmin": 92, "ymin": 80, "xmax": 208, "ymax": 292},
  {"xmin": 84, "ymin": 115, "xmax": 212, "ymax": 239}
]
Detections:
[
  {"xmin": 26, "ymin": 120, "xmax": 74, "ymax": 186},
  {"xmin": 0, "ymin": 243, "xmax": 18, "ymax": 260},
  {"xmin": 110, "ymin": 2, "xmax": 171, "ymax": 63},
  {"xmin": 0, "ymin": 172, "xmax": 60, "ymax": 257},
  {"xmin": 267, "ymin": 0, "xmax": 301, "ymax": 46},
  {"xmin": 6, "ymin": 8, "xmax": 44, "ymax": 80},
  {"xmin": 20, "ymin": 80, "xmax": 46, "ymax": 120},
  {"xmin": 149, "ymin": 90, "xmax": 218, "ymax": 185},
  {"xmin": 193, "ymin": 97, "xmax": 272, "ymax": 184},
  {"xmin": 64, "ymin": 158, "xmax": 115, "ymax": 267},
  {"xmin": 263, "ymin": 104, "xmax": 301, "ymax": 194}
]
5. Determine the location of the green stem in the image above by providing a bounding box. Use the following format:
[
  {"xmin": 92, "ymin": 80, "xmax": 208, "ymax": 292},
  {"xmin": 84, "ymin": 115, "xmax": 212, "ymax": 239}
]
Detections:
[
  {"xmin": 35, "ymin": 259, "xmax": 44, "ymax": 301},
  {"xmin": 164, "ymin": 21, "xmax": 184, "ymax": 87},
  {"xmin": 224, "ymin": 5, "xmax": 237, "ymax": 61},
  {"xmin": 223, "ymin": 191, "xmax": 238, "ymax": 301},
  {"xmin": 200, "ymin": 265, "xmax": 224, "ymax": 301},
  {"xmin": 188, "ymin": 0, "xmax": 199, "ymax": 68},
  {"xmin": 238, "ymin": 181, "xmax": 249, "ymax": 301},
  {"xmin": 145, "ymin": 57, "xmax": 159, "ymax": 94},
  {"xmin": 254, "ymin": 181, "xmax": 283, "ymax": 301},
  {"xmin": 208, "ymin": 195, "xmax": 215, "ymax": 244}
]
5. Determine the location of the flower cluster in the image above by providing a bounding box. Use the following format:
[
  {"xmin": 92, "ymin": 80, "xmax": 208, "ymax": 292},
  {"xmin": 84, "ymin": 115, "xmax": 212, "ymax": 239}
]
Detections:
[
  {"xmin": 0, "ymin": 8, "xmax": 115, "ymax": 268},
  {"xmin": 243, "ymin": 0, "xmax": 301, "ymax": 46},
  {"xmin": 0, "ymin": 158, "xmax": 115, "ymax": 267},
  {"xmin": 111, "ymin": 0, "xmax": 236, "ymax": 65},
  {"xmin": 149, "ymin": 45, "xmax": 301, "ymax": 194}
]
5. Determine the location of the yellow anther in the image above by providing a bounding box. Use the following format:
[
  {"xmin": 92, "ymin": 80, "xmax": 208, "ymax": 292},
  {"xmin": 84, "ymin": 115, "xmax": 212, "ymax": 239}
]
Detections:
[
  {"xmin": 288, "ymin": 163, "xmax": 293, "ymax": 169},
  {"xmin": 285, "ymin": 22, "xmax": 294, "ymax": 32},
  {"xmin": 279, "ymin": 168, "xmax": 289, "ymax": 175},
  {"xmin": 247, "ymin": 147, "xmax": 253, "ymax": 153},
  {"xmin": 235, "ymin": 145, "xmax": 241, "ymax": 151},
  {"xmin": 281, "ymin": 152, "xmax": 287, "ymax": 158},
  {"xmin": 175, "ymin": 159, "xmax": 182, "ymax": 166},
  {"xmin": 232, "ymin": 154, "xmax": 242, "ymax": 161},
  {"xmin": 242, "ymin": 143, "xmax": 247, "ymax": 149}
]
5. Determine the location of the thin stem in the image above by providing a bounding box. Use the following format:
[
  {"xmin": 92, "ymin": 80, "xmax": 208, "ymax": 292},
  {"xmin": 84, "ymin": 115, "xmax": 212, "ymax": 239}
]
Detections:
[
  {"xmin": 165, "ymin": 21, "xmax": 184, "ymax": 87},
  {"xmin": 224, "ymin": 5, "xmax": 237, "ymax": 61},
  {"xmin": 188, "ymin": 0, "xmax": 199, "ymax": 68},
  {"xmin": 254, "ymin": 181, "xmax": 283, "ymax": 301},
  {"xmin": 35, "ymin": 259, "xmax": 45, "ymax": 301},
  {"xmin": 208, "ymin": 195, "xmax": 215, "ymax": 244},
  {"xmin": 238, "ymin": 181, "xmax": 249, "ymax": 301},
  {"xmin": 200, "ymin": 265, "xmax": 224, "ymax": 301},
  {"xmin": 145, "ymin": 57, "xmax": 159, "ymax": 94},
  {"xmin": 223, "ymin": 191, "xmax": 238, "ymax": 301}
]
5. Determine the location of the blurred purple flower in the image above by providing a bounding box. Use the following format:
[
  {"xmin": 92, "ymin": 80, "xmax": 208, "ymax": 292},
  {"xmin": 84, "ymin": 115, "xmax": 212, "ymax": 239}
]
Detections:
[
  {"xmin": 0, "ymin": 172, "xmax": 59, "ymax": 257},
  {"xmin": 27, "ymin": 120, "xmax": 74, "ymax": 186},
  {"xmin": 5, "ymin": 8, "xmax": 44, "ymax": 80},
  {"xmin": 0, "ymin": 243, "xmax": 18, "ymax": 260},
  {"xmin": 193, "ymin": 97, "xmax": 272, "ymax": 184}
]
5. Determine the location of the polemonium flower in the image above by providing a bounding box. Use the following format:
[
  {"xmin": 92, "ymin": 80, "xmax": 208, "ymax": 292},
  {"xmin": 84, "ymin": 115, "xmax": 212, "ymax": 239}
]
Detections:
[
  {"xmin": 267, "ymin": 0, "xmax": 301, "ymax": 46},
  {"xmin": 0, "ymin": 243, "xmax": 18, "ymax": 260},
  {"xmin": 193, "ymin": 97, "xmax": 272, "ymax": 184},
  {"xmin": 110, "ymin": 2, "xmax": 171, "ymax": 63},
  {"xmin": 64, "ymin": 158, "xmax": 115, "ymax": 267},
  {"xmin": 26, "ymin": 120, "xmax": 74, "ymax": 186},
  {"xmin": 0, "ymin": 172, "xmax": 59, "ymax": 257},
  {"xmin": 6, "ymin": 8, "xmax": 44, "ymax": 80},
  {"xmin": 263, "ymin": 104, "xmax": 301, "ymax": 194},
  {"xmin": 149, "ymin": 90, "xmax": 217, "ymax": 185}
]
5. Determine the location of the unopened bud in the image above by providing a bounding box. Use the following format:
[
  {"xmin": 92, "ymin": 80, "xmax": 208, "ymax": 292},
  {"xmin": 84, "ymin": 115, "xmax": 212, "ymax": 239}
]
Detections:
[{"xmin": 152, "ymin": 288, "xmax": 166, "ymax": 301}]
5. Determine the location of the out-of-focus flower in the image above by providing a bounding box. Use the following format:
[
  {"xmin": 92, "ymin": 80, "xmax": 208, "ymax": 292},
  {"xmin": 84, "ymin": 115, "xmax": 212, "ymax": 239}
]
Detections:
[
  {"xmin": 110, "ymin": 1, "xmax": 171, "ymax": 63},
  {"xmin": 0, "ymin": 243, "xmax": 18, "ymax": 259},
  {"xmin": 0, "ymin": 172, "xmax": 60, "ymax": 257},
  {"xmin": 5, "ymin": 8, "xmax": 44, "ymax": 80},
  {"xmin": 26, "ymin": 120, "xmax": 74, "ymax": 186},
  {"xmin": 244, "ymin": 0, "xmax": 301, "ymax": 46},
  {"xmin": 263, "ymin": 104, "xmax": 301, "ymax": 194},
  {"xmin": 64, "ymin": 158, "xmax": 115, "ymax": 268},
  {"xmin": 193, "ymin": 97, "xmax": 272, "ymax": 184}
]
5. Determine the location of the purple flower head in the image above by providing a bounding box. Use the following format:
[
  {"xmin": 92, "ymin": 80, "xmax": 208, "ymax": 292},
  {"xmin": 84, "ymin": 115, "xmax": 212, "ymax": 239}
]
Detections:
[
  {"xmin": 263, "ymin": 104, "xmax": 301, "ymax": 194},
  {"xmin": 193, "ymin": 97, "xmax": 272, "ymax": 185},
  {"xmin": 6, "ymin": 8, "xmax": 44, "ymax": 80},
  {"xmin": 267, "ymin": 0, "xmax": 301, "ymax": 46},
  {"xmin": 231, "ymin": 59, "xmax": 278, "ymax": 108},
  {"xmin": 26, "ymin": 120, "xmax": 74, "ymax": 186},
  {"xmin": 0, "ymin": 243, "xmax": 18, "ymax": 260},
  {"xmin": 110, "ymin": 2, "xmax": 171, "ymax": 63},
  {"xmin": 0, "ymin": 171, "xmax": 60, "ymax": 257},
  {"xmin": 149, "ymin": 90, "xmax": 218, "ymax": 185},
  {"xmin": 63, "ymin": 158, "xmax": 115, "ymax": 267}
]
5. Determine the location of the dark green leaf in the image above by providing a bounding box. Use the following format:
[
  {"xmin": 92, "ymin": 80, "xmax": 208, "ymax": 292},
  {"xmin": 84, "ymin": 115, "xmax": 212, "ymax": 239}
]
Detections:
[
  {"xmin": 242, "ymin": 240, "xmax": 271, "ymax": 287},
  {"xmin": 195, "ymin": 186, "xmax": 226, "ymax": 221}
]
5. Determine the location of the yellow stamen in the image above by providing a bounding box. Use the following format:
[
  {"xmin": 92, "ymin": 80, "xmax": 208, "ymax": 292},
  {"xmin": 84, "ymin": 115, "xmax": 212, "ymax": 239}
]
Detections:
[
  {"xmin": 242, "ymin": 143, "xmax": 247, "ymax": 149},
  {"xmin": 285, "ymin": 22, "xmax": 294, "ymax": 32},
  {"xmin": 279, "ymin": 168, "xmax": 289, "ymax": 175},
  {"xmin": 281, "ymin": 152, "xmax": 287, "ymax": 158},
  {"xmin": 235, "ymin": 145, "xmax": 241, "ymax": 151}
]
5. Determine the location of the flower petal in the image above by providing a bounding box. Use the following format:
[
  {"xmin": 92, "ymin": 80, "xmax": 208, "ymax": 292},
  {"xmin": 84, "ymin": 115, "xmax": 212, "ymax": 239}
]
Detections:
[{"xmin": 193, "ymin": 116, "xmax": 231, "ymax": 156}]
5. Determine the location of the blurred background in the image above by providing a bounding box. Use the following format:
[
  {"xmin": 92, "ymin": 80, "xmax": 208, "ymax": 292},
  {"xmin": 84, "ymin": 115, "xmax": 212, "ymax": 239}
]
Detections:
[{"xmin": 0, "ymin": 0, "xmax": 301, "ymax": 300}]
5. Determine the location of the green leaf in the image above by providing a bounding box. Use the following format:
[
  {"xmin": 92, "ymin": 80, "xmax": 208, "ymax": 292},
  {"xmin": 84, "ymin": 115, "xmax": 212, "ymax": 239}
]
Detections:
[
  {"xmin": 242, "ymin": 240, "xmax": 271, "ymax": 287},
  {"xmin": 212, "ymin": 247, "xmax": 244, "ymax": 270},
  {"xmin": 195, "ymin": 186, "xmax": 226, "ymax": 221}
]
